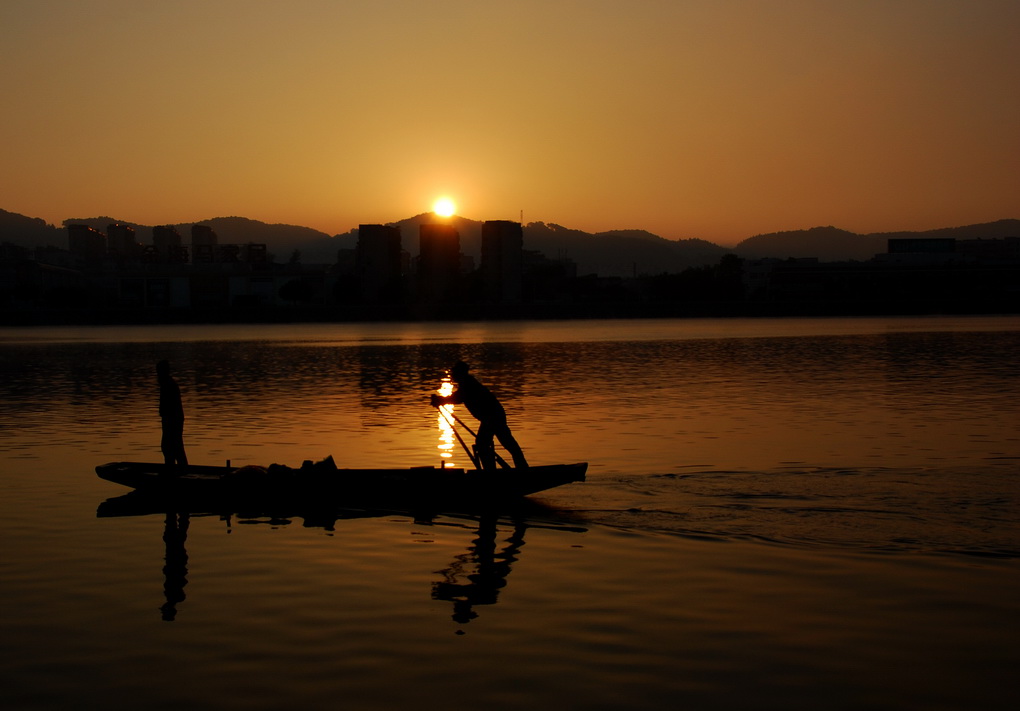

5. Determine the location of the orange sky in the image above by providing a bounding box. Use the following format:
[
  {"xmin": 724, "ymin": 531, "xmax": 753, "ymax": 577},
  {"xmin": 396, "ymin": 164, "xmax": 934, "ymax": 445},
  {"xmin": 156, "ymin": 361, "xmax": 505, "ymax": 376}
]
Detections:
[{"xmin": 1, "ymin": 0, "xmax": 1017, "ymax": 246}]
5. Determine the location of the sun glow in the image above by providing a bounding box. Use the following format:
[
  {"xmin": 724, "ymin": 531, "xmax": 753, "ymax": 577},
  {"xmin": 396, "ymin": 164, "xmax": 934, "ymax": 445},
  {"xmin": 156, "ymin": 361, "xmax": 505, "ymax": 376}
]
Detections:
[
  {"xmin": 436, "ymin": 379, "xmax": 457, "ymax": 461},
  {"xmin": 433, "ymin": 197, "xmax": 456, "ymax": 217}
]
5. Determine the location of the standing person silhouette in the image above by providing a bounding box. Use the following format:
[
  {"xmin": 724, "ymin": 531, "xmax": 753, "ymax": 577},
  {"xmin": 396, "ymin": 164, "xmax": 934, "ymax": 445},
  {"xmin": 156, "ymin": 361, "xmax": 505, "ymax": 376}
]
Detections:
[
  {"xmin": 157, "ymin": 360, "xmax": 188, "ymax": 467},
  {"xmin": 431, "ymin": 361, "xmax": 529, "ymax": 470}
]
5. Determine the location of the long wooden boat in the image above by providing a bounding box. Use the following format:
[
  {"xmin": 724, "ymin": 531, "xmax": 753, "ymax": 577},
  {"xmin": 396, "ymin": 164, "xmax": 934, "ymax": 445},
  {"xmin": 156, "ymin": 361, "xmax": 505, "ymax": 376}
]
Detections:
[{"xmin": 96, "ymin": 458, "xmax": 587, "ymax": 505}]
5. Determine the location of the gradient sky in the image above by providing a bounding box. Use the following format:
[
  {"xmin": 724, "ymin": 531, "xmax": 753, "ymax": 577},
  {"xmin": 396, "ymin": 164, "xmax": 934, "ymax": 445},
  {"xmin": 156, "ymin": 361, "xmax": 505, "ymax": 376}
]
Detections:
[{"xmin": 2, "ymin": 0, "xmax": 1017, "ymax": 246}]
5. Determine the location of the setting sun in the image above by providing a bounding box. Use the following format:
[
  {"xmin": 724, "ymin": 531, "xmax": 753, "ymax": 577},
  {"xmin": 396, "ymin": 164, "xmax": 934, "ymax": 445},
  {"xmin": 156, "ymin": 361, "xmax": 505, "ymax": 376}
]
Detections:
[{"xmin": 432, "ymin": 197, "xmax": 456, "ymax": 217}]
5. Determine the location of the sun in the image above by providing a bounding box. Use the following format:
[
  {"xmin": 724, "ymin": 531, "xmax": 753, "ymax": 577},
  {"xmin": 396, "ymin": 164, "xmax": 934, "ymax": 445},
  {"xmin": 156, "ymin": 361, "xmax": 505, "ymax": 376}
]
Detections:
[{"xmin": 432, "ymin": 197, "xmax": 456, "ymax": 218}]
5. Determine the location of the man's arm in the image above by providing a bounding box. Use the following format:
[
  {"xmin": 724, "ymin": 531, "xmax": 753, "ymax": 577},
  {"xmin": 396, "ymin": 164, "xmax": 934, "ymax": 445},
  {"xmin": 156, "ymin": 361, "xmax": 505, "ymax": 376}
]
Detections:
[{"xmin": 430, "ymin": 390, "xmax": 463, "ymax": 407}]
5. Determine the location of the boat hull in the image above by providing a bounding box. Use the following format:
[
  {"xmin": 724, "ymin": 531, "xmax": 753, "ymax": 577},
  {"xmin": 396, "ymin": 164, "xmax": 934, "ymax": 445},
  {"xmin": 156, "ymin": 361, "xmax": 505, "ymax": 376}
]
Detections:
[{"xmin": 95, "ymin": 460, "xmax": 587, "ymax": 506}]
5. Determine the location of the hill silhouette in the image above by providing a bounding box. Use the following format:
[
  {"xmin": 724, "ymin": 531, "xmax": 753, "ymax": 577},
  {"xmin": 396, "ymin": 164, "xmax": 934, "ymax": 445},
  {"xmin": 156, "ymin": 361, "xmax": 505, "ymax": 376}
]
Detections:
[
  {"xmin": 736, "ymin": 226, "xmax": 884, "ymax": 261},
  {"xmin": 524, "ymin": 222, "xmax": 727, "ymax": 276},
  {"xmin": 735, "ymin": 220, "xmax": 1020, "ymax": 261},
  {"xmin": 56, "ymin": 215, "xmax": 334, "ymax": 259},
  {"xmin": 2, "ymin": 207, "xmax": 1017, "ymax": 275},
  {"xmin": 0, "ymin": 209, "xmax": 62, "ymax": 249},
  {"xmin": 331, "ymin": 215, "xmax": 728, "ymax": 277}
]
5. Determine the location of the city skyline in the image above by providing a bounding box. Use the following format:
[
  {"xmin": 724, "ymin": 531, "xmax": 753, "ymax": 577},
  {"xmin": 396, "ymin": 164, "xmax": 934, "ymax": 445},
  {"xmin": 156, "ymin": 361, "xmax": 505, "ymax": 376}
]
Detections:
[{"xmin": 1, "ymin": 1, "xmax": 1017, "ymax": 247}]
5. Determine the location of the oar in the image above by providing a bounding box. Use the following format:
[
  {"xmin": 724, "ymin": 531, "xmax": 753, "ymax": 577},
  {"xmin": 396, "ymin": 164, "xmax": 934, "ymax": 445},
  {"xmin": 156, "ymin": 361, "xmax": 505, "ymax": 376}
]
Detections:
[
  {"xmin": 444, "ymin": 409, "xmax": 512, "ymax": 470},
  {"xmin": 434, "ymin": 404, "xmax": 480, "ymax": 469}
]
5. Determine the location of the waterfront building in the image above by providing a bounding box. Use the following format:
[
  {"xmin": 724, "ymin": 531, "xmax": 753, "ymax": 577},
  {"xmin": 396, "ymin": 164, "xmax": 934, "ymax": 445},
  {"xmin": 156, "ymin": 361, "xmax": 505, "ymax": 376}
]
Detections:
[
  {"xmin": 356, "ymin": 224, "xmax": 403, "ymax": 303},
  {"xmin": 481, "ymin": 220, "xmax": 523, "ymax": 303},
  {"xmin": 417, "ymin": 223, "xmax": 460, "ymax": 302},
  {"xmin": 106, "ymin": 223, "xmax": 140, "ymax": 258},
  {"xmin": 67, "ymin": 224, "xmax": 106, "ymax": 265},
  {"xmin": 192, "ymin": 224, "xmax": 218, "ymax": 264},
  {"xmin": 153, "ymin": 225, "xmax": 187, "ymax": 263}
]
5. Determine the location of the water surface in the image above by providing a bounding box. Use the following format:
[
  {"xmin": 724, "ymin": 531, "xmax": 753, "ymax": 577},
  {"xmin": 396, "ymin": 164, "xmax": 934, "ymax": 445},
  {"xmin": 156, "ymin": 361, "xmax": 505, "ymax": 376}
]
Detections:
[{"xmin": 1, "ymin": 316, "xmax": 1018, "ymax": 710}]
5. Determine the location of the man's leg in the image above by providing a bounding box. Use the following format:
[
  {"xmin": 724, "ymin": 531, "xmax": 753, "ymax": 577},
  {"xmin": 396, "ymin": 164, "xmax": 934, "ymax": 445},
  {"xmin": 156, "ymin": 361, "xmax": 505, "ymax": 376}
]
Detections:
[
  {"xmin": 475, "ymin": 423, "xmax": 497, "ymax": 470},
  {"xmin": 175, "ymin": 425, "xmax": 188, "ymax": 466},
  {"xmin": 175, "ymin": 433, "xmax": 188, "ymax": 466},
  {"xmin": 164, "ymin": 425, "xmax": 188, "ymax": 466},
  {"xmin": 495, "ymin": 425, "xmax": 529, "ymax": 469},
  {"xmin": 161, "ymin": 428, "xmax": 173, "ymax": 466}
]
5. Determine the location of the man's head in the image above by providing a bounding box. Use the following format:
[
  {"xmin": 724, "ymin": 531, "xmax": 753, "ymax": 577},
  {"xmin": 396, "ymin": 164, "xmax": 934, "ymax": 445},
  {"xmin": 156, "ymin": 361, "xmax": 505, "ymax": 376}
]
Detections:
[
  {"xmin": 451, "ymin": 361, "xmax": 470, "ymax": 382},
  {"xmin": 156, "ymin": 360, "xmax": 170, "ymax": 378}
]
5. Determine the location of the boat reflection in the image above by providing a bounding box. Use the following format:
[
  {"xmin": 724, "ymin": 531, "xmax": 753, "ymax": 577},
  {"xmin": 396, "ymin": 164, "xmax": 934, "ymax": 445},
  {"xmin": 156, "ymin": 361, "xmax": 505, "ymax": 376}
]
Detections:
[{"xmin": 97, "ymin": 492, "xmax": 585, "ymax": 625}]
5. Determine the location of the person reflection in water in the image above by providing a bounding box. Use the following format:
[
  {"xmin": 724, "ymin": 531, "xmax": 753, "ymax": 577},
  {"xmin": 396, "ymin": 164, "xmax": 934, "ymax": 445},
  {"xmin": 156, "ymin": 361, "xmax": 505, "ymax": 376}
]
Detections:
[
  {"xmin": 430, "ymin": 361, "xmax": 528, "ymax": 470},
  {"xmin": 156, "ymin": 360, "xmax": 188, "ymax": 467},
  {"xmin": 432, "ymin": 516, "xmax": 527, "ymax": 627},
  {"xmin": 161, "ymin": 512, "xmax": 189, "ymax": 621}
]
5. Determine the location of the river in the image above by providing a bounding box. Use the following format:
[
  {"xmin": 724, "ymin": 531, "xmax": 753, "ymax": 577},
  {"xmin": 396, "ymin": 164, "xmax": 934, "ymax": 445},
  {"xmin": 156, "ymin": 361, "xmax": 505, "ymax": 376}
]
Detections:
[{"xmin": 1, "ymin": 316, "xmax": 1018, "ymax": 710}]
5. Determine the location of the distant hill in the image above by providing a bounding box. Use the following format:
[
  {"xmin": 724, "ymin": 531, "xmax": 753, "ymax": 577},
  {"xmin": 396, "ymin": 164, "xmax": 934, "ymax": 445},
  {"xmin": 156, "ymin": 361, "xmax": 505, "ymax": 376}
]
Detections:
[
  {"xmin": 334, "ymin": 216, "xmax": 728, "ymax": 277},
  {"xmin": 59, "ymin": 216, "xmax": 149, "ymax": 243},
  {"xmin": 735, "ymin": 226, "xmax": 881, "ymax": 261},
  {"xmin": 734, "ymin": 220, "xmax": 1020, "ymax": 261},
  {"xmin": 2, "ymin": 207, "xmax": 1018, "ymax": 274},
  {"xmin": 869, "ymin": 219, "xmax": 1020, "ymax": 242},
  {"xmin": 57, "ymin": 215, "xmax": 334, "ymax": 261},
  {"xmin": 524, "ymin": 222, "xmax": 727, "ymax": 276},
  {"xmin": 171, "ymin": 217, "xmax": 332, "ymax": 260},
  {"xmin": 0, "ymin": 209, "xmax": 62, "ymax": 249},
  {"xmin": 308, "ymin": 217, "xmax": 1020, "ymax": 274}
]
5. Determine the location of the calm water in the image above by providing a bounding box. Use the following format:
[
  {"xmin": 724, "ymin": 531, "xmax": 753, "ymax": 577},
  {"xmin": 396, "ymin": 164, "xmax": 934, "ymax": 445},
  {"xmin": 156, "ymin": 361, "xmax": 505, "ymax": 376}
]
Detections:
[{"xmin": 1, "ymin": 316, "xmax": 1018, "ymax": 710}]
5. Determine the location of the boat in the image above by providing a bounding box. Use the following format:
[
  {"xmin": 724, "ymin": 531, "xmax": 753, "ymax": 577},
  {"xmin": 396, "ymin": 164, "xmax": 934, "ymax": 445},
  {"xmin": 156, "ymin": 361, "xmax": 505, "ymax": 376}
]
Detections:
[{"xmin": 95, "ymin": 457, "xmax": 587, "ymax": 506}]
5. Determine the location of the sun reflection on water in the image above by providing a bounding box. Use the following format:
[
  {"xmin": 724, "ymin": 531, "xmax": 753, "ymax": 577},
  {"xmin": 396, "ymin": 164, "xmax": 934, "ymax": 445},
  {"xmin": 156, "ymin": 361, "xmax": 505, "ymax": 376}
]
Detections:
[{"xmin": 436, "ymin": 379, "xmax": 456, "ymax": 463}]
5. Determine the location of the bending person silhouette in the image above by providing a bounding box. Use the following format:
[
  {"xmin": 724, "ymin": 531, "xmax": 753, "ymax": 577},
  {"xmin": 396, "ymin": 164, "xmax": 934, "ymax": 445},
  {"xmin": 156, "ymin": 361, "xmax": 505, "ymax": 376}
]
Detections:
[
  {"xmin": 156, "ymin": 360, "xmax": 188, "ymax": 466},
  {"xmin": 431, "ymin": 361, "xmax": 528, "ymax": 470}
]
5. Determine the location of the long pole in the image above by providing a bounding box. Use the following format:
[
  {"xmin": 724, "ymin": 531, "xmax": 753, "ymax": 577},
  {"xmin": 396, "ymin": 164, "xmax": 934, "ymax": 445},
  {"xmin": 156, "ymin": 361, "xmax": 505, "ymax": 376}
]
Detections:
[
  {"xmin": 435, "ymin": 405, "xmax": 479, "ymax": 469},
  {"xmin": 435, "ymin": 405, "xmax": 511, "ymax": 469},
  {"xmin": 446, "ymin": 410, "xmax": 511, "ymax": 469}
]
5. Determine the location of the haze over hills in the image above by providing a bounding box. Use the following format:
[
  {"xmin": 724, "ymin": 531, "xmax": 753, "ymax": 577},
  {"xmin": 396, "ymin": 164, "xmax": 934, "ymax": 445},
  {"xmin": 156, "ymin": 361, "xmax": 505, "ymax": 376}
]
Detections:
[{"xmin": 2, "ymin": 208, "xmax": 1018, "ymax": 278}]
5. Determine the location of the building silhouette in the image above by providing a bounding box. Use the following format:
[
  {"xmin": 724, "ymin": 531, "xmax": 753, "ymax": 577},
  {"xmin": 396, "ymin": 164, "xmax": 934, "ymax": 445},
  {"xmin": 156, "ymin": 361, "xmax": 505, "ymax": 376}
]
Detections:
[
  {"xmin": 481, "ymin": 220, "xmax": 523, "ymax": 304},
  {"xmin": 356, "ymin": 224, "xmax": 402, "ymax": 302},
  {"xmin": 153, "ymin": 225, "xmax": 187, "ymax": 263},
  {"xmin": 6, "ymin": 216, "xmax": 1012, "ymax": 324},
  {"xmin": 67, "ymin": 224, "xmax": 106, "ymax": 265},
  {"xmin": 191, "ymin": 224, "xmax": 218, "ymax": 264},
  {"xmin": 417, "ymin": 223, "xmax": 460, "ymax": 302},
  {"xmin": 107, "ymin": 223, "xmax": 140, "ymax": 258}
]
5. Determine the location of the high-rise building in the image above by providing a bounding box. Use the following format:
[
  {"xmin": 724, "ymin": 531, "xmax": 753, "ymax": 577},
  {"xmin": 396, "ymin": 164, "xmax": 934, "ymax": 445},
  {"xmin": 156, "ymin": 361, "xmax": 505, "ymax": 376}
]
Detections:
[
  {"xmin": 417, "ymin": 223, "xmax": 461, "ymax": 302},
  {"xmin": 481, "ymin": 220, "xmax": 523, "ymax": 303},
  {"xmin": 107, "ymin": 223, "xmax": 139, "ymax": 257},
  {"xmin": 191, "ymin": 225, "xmax": 218, "ymax": 264},
  {"xmin": 191, "ymin": 225, "xmax": 218, "ymax": 246},
  {"xmin": 357, "ymin": 224, "xmax": 402, "ymax": 302},
  {"xmin": 67, "ymin": 224, "xmax": 106, "ymax": 266},
  {"xmin": 153, "ymin": 225, "xmax": 181, "ymax": 250},
  {"xmin": 153, "ymin": 226, "xmax": 186, "ymax": 263}
]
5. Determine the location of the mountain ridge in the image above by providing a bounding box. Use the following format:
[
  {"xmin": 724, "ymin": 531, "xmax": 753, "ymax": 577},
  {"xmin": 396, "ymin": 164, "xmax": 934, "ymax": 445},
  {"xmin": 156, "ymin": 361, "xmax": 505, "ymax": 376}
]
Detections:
[
  {"xmin": 2, "ymin": 208, "xmax": 1017, "ymax": 276},
  {"xmin": 734, "ymin": 220, "xmax": 1020, "ymax": 261}
]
